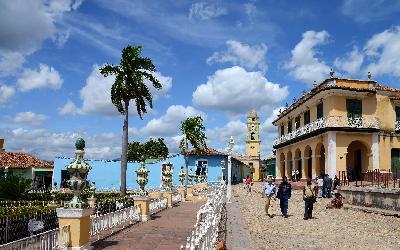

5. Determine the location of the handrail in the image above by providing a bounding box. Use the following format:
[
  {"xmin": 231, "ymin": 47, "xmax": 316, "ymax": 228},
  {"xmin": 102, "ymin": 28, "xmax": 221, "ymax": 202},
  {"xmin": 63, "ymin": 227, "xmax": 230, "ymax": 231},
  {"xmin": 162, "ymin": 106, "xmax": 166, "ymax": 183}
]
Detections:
[
  {"xmin": 90, "ymin": 204, "xmax": 141, "ymax": 238},
  {"xmin": 0, "ymin": 225, "xmax": 70, "ymax": 250},
  {"xmin": 149, "ymin": 197, "xmax": 168, "ymax": 215},
  {"xmin": 274, "ymin": 116, "xmax": 380, "ymax": 146}
]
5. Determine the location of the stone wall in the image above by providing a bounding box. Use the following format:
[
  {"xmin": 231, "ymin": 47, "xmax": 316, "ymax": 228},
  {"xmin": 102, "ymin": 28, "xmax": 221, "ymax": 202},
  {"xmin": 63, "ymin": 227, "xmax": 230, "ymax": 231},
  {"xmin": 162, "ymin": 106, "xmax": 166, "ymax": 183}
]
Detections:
[{"xmin": 338, "ymin": 186, "xmax": 400, "ymax": 211}]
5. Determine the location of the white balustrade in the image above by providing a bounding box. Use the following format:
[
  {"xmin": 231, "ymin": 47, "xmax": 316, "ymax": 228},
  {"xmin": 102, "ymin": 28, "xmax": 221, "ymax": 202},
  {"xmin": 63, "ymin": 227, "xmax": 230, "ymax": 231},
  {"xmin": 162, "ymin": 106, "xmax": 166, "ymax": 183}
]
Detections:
[
  {"xmin": 184, "ymin": 185, "xmax": 225, "ymax": 250},
  {"xmin": 90, "ymin": 205, "xmax": 141, "ymax": 238},
  {"xmin": 149, "ymin": 197, "xmax": 168, "ymax": 215},
  {"xmin": 396, "ymin": 121, "xmax": 400, "ymax": 131},
  {"xmin": 0, "ymin": 225, "xmax": 70, "ymax": 250},
  {"xmin": 172, "ymin": 193, "xmax": 182, "ymax": 205},
  {"xmin": 274, "ymin": 116, "xmax": 380, "ymax": 146}
]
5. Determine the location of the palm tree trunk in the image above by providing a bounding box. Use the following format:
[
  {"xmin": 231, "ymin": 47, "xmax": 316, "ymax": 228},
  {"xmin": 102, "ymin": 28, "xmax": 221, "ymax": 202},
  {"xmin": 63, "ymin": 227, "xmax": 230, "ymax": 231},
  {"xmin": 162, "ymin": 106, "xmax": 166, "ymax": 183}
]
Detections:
[
  {"xmin": 121, "ymin": 100, "xmax": 129, "ymax": 195},
  {"xmin": 185, "ymin": 137, "xmax": 188, "ymax": 197}
]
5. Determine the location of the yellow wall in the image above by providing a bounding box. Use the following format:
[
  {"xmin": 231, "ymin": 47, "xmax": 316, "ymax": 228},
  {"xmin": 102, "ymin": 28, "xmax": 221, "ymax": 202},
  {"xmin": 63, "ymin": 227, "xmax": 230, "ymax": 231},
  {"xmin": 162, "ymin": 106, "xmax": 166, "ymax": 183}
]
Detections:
[
  {"xmin": 379, "ymin": 135, "xmax": 400, "ymax": 171},
  {"xmin": 376, "ymin": 94, "xmax": 396, "ymax": 131}
]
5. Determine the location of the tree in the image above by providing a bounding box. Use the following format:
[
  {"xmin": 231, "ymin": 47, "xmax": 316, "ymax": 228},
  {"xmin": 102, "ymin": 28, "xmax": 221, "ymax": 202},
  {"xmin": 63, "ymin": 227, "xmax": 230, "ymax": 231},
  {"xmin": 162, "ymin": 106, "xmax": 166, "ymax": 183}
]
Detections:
[
  {"xmin": 179, "ymin": 116, "xmax": 207, "ymax": 195},
  {"xmin": 100, "ymin": 45, "xmax": 162, "ymax": 195},
  {"xmin": 0, "ymin": 174, "xmax": 32, "ymax": 200},
  {"xmin": 127, "ymin": 138, "xmax": 169, "ymax": 162}
]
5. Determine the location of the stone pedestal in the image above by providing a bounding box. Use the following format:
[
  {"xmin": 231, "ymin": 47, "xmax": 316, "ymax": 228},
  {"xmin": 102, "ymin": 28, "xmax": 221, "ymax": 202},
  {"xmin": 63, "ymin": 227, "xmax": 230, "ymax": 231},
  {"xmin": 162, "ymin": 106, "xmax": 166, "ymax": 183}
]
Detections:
[
  {"xmin": 177, "ymin": 187, "xmax": 186, "ymax": 200},
  {"xmin": 187, "ymin": 186, "xmax": 193, "ymax": 196},
  {"xmin": 56, "ymin": 208, "xmax": 94, "ymax": 250},
  {"xmin": 149, "ymin": 192, "xmax": 162, "ymax": 199},
  {"xmin": 161, "ymin": 191, "xmax": 173, "ymax": 207},
  {"xmin": 133, "ymin": 196, "xmax": 151, "ymax": 221}
]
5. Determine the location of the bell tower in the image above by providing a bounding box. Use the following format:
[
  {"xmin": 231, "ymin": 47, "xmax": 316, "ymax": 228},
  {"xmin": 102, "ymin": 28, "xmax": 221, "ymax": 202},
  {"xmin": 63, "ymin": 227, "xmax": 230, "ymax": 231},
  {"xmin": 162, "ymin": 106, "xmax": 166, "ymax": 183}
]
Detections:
[{"xmin": 246, "ymin": 111, "xmax": 260, "ymax": 157}]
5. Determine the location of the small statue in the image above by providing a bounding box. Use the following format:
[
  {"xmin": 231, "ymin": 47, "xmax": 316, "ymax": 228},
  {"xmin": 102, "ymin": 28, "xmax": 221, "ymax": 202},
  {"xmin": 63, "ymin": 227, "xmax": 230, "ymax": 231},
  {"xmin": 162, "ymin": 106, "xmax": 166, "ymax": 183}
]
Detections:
[
  {"xmin": 368, "ymin": 71, "xmax": 372, "ymax": 80},
  {"xmin": 329, "ymin": 68, "xmax": 334, "ymax": 78}
]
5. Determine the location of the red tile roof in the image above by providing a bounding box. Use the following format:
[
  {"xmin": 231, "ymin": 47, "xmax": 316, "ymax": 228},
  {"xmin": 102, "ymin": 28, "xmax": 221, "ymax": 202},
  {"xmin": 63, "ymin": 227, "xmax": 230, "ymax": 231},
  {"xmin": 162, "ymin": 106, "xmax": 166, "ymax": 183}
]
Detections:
[
  {"xmin": 0, "ymin": 152, "xmax": 53, "ymax": 169},
  {"xmin": 189, "ymin": 148, "xmax": 226, "ymax": 156}
]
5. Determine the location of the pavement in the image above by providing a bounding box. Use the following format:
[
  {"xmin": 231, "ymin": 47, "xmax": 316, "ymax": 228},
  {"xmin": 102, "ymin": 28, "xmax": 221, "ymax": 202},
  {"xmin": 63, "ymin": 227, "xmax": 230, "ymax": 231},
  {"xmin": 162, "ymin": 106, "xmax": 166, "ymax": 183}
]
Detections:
[
  {"xmin": 226, "ymin": 195, "xmax": 254, "ymax": 250},
  {"xmin": 90, "ymin": 201, "xmax": 204, "ymax": 250}
]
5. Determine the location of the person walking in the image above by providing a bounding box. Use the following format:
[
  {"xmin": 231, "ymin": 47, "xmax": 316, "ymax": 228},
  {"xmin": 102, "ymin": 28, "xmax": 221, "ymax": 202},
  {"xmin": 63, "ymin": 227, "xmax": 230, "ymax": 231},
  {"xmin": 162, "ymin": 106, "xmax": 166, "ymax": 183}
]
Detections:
[
  {"xmin": 303, "ymin": 179, "xmax": 316, "ymax": 220},
  {"xmin": 317, "ymin": 175, "xmax": 324, "ymax": 198},
  {"xmin": 277, "ymin": 176, "xmax": 292, "ymax": 218},
  {"xmin": 263, "ymin": 177, "xmax": 276, "ymax": 218},
  {"xmin": 326, "ymin": 175, "xmax": 333, "ymax": 198},
  {"xmin": 245, "ymin": 175, "xmax": 252, "ymax": 193}
]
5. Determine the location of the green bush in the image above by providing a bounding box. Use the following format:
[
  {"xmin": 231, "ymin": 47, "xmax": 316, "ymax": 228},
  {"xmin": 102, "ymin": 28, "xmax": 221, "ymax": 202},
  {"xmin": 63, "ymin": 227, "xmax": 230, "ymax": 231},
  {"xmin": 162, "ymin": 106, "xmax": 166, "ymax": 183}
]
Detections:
[
  {"xmin": 0, "ymin": 206, "xmax": 54, "ymax": 218},
  {"xmin": 0, "ymin": 174, "xmax": 32, "ymax": 200}
]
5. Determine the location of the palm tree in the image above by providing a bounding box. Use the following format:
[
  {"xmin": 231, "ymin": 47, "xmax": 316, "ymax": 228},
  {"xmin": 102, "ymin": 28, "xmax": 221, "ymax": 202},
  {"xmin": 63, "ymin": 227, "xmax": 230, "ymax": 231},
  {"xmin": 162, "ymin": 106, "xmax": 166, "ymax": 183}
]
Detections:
[
  {"xmin": 100, "ymin": 45, "xmax": 162, "ymax": 195},
  {"xmin": 179, "ymin": 116, "xmax": 207, "ymax": 196}
]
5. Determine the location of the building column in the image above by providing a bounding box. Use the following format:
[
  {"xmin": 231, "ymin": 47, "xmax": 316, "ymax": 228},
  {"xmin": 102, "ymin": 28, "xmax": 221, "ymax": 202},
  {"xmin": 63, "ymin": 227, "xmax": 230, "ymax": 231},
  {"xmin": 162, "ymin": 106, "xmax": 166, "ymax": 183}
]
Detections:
[
  {"xmin": 372, "ymin": 133, "xmax": 380, "ymax": 170},
  {"xmin": 301, "ymin": 157, "xmax": 307, "ymax": 180},
  {"xmin": 327, "ymin": 131, "xmax": 337, "ymax": 178},
  {"xmin": 311, "ymin": 155, "xmax": 317, "ymax": 178}
]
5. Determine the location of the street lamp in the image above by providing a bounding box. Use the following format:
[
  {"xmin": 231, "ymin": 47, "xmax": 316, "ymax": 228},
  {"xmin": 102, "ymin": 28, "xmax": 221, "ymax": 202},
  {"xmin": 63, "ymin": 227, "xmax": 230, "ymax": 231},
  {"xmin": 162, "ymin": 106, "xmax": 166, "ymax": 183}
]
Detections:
[
  {"xmin": 220, "ymin": 160, "xmax": 225, "ymax": 183},
  {"xmin": 227, "ymin": 136, "xmax": 234, "ymax": 202}
]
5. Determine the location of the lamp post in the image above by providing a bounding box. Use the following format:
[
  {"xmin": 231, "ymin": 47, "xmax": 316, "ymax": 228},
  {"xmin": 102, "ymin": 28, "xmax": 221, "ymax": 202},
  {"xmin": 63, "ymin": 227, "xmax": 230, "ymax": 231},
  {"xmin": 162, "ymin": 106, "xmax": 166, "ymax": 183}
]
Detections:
[
  {"xmin": 227, "ymin": 136, "xmax": 234, "ymax": 202},
  {"xmin": 220, "ymin": 160, "xmax": 225, "ymax": 183}
]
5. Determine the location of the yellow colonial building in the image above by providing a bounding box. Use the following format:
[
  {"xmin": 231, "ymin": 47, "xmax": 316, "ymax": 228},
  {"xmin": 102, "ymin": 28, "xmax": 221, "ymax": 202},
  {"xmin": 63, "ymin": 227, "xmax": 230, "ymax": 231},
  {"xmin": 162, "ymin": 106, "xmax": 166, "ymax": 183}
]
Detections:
[
  {"xmin": 273, "ymin": 77, "xmax": 400, "ymax": 181},
  {"xmin": 237, "ymin": 111, "xmax": 263, "ymax": 181}
]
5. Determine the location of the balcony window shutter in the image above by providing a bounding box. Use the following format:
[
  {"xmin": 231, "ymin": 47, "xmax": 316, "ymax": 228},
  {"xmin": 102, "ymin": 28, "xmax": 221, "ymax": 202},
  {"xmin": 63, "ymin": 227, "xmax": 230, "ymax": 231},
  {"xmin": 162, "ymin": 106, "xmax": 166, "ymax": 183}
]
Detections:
[
  {"xmin": 304, "ymin": 110, "xmax": 310, "ymax": 125},
  {"xmin": 396, "ymin": 106, "xmax": 400, "ymax": 122},
  {"xmin": 317, "ymin": 103, "xmax": 323, "ymax": 119},
  {"xmin": 347, "ymin": 100, "xmax": 362, "ymax": 119}
]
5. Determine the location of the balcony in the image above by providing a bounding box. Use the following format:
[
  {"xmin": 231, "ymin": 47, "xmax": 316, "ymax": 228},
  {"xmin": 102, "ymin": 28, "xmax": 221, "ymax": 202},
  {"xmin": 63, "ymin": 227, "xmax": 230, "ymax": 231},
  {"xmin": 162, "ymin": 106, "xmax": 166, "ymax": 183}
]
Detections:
[
  {"xmin": 396, "ymin": 121, "xmax": 400, "ymax": 131},
  {"xmin": 273, "ymin": 116, "xmax": 380, "ymax": 147}
]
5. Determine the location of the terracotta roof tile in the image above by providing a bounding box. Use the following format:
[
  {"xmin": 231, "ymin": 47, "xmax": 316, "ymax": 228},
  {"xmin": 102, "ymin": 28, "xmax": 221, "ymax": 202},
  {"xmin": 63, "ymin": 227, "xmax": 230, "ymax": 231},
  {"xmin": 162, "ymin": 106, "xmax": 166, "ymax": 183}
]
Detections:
[
  {"xmin": 189, "ymin": 148, "xmax": 226, "ymax": 156},
  {"xmin": 0, "ymin": 152, "xmax": 53, "ymax": 169}
]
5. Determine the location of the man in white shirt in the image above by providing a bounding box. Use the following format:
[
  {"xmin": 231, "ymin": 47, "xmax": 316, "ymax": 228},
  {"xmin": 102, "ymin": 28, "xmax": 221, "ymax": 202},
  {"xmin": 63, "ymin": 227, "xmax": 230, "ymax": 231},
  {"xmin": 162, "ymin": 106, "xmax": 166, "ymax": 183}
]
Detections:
[{"xmin": 263, "ymin": 177, "xmax": 276, "ymax": 218}]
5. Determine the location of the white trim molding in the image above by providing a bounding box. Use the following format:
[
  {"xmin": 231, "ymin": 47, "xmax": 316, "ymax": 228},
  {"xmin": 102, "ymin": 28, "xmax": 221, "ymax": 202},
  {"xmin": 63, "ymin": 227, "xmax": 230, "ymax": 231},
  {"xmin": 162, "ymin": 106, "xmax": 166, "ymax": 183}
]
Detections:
[
  {"xmin": 372, "ymin": 133, "xmax": 380, "ymax": 170},
  {"xmin": 327, "ymin": 131, "xmax": 337, "ymax": 178}
]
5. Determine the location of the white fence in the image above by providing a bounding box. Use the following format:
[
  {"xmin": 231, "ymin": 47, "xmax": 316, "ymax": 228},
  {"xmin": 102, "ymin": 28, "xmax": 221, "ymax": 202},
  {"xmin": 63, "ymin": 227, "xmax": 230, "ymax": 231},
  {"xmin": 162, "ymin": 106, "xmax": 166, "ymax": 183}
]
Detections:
[
  {"xmin": 90, "ymin": 204, "xmax": 141, "ymax": 238},
  {"xmin": 172, "ymin": 193, "xmax": 182, "ymax": 205},
  {"xmin": 184, "ymin": 185, "xmax": 225, "ymax": 250},
  {"xmin": 149, "ymin": 198, "xmax": 168, "ymax": 215},
  {"xmin": 0, "ymin": 225, "xmax": 70, "ymax": 250}
]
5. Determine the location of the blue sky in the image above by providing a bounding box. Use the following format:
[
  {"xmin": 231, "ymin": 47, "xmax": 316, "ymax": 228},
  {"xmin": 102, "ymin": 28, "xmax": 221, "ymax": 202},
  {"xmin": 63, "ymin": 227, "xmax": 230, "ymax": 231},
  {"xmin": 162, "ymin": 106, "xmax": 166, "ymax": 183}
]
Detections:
[{"xmin": 1, "ymin": 0, "xmax": 400, "ymax": 160}]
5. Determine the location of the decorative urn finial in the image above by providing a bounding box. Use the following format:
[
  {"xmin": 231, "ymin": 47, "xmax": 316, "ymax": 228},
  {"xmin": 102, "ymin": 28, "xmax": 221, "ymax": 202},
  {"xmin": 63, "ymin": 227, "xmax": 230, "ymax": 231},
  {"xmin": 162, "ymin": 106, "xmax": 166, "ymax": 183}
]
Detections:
[
  {"xmin": 136, "ymin": 161, "xmax": 150, "ymax": 196},
  {"xmin": 178, "ymin": 166, "xmax": 185, "ymax": 187},
  {"xmin": 65, "ymin": 138, "xmax": 92, "ymax": 209}
]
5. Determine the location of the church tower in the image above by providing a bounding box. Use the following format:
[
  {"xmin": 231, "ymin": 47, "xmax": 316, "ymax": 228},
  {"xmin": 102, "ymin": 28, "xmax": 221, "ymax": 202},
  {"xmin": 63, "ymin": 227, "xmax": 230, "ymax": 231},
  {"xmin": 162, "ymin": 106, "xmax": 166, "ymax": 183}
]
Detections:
[{"xmin": 246, "ymin": 111, "xmax": 260, "ymax": 157}]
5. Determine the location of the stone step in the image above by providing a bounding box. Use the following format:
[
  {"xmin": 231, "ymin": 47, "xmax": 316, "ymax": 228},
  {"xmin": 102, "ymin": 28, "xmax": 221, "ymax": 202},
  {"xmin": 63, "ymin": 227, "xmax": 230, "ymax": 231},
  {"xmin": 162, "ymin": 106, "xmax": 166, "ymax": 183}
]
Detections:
[{"xmin": 344, "ymin": 204, "xmax": 400, "ymax": 217}]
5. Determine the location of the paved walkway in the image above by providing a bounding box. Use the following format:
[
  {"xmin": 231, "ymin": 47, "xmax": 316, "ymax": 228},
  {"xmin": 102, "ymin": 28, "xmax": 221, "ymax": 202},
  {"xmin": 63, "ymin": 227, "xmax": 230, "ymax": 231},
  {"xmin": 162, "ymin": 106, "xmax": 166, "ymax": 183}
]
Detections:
[
  {"xmin": 91, "ymin": 201, "xmax": 204, "ymax": 250},
  {"xmin": 226, "ymin": 195, "xmax": 254, "ymax": 250}
]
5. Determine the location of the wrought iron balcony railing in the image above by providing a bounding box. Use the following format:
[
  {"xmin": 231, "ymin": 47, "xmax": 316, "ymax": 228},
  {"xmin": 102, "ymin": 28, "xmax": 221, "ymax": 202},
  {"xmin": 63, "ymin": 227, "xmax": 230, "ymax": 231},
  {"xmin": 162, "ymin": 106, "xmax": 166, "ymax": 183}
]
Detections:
[
  {"xmin": 396, "ymin": 121, "xmax": 400, "ymax": 131},
  {"xmin": 273, "ymin": 116, "xmax": 380, "ymax": 146}
]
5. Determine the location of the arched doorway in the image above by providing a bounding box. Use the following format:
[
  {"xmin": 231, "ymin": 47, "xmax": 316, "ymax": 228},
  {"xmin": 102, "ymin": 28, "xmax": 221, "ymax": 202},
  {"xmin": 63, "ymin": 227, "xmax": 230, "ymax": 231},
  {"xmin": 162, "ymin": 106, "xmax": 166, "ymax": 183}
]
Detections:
[
  {"xmin": 279, "ymin": 153, "xmax": 285, "ymax": 179},
  {"xmin": 304, "ymin": 145, "xmax": 312, "ymax": 179},
  {"xmin": 315, "ymin": 143, "xmax": 325, "ymax": 177},
  {"xmin": 346, "ymin": 141, "xmax": 370, "ymax": 181},
  {"xmin": 294, "ymin": 148, "xmax": 302, "ymax": 180},
  {"xmin": 287, "ymin": 151, "xmax": 293, "ymax": 178}
]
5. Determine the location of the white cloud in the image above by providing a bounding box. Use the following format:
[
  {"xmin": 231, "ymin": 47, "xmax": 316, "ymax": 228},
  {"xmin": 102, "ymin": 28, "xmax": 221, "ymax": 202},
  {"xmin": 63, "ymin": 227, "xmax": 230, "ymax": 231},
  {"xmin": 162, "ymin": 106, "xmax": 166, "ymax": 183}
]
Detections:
[
  {"xmin": 285, "ymin": 30, "xmax": 330, "ymax": 85},
  {"xmin": 75, "ymin": 65, "xmax": 172, "ymax": 116},
  {"xmin": 0, "ymin": 0, "xmax": 81, "ymax": 76},
  {"xmin": 140, "ymin": 105, "xmax": 206, "ymax": 137},
  {"xmin": 0, "ymin": 84, "xmax": 16, "ymax": 104},
  {"xmin": 192, "ymin": 66, "xmax": 288, "ymax": 115},
  {"xmin": 363, "ymin": 26, "xmax": 400, "ymax": 78},
  {"xmin": 207, "ymin": 40, "xmax": 268, "ymax": 72},
  {"xmin": 0, "ymin": 52, "xmax": 26, "ymax": 77},
  {"xmin": 206, "ymin": 120, "xmax": 247, "ymax": 154},
  {"xmin": 189, "ymin": 2, "xmax": 227, "ymax": 20},
  {"xmin": 334, "ymin": 46, "xmax": 364, "ymax": 77},
  {"xmin": 341, "ymin": 0, "xmax": 400, "ymax": 23},
  {"xmin": 58, "ymin": 100, "xmax": 83, "ymax": 116},
  {"xmin": 1, "ymin": 127, "xmax": 121, "ymax": 160},
  {"xmin": 17, "ymin": 64, "xmax": 63, "ymax": 92},
  {"xmin": 10, "ymin": 112, "xmax": 47, "ymax": 125}
]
